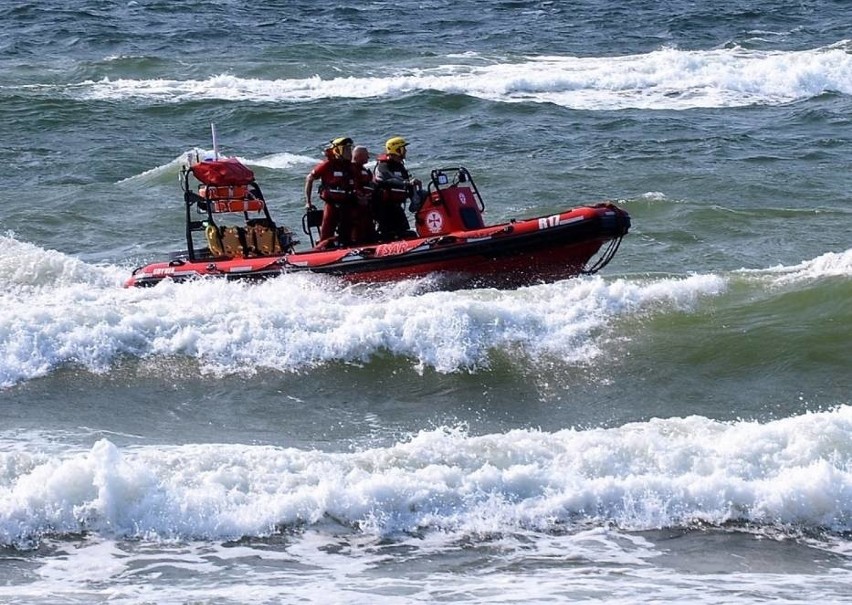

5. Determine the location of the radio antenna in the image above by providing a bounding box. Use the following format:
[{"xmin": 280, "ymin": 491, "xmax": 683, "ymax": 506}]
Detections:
[{"xmin": 211, "ymin": 123, "xmax": 219, "ymax": 160}]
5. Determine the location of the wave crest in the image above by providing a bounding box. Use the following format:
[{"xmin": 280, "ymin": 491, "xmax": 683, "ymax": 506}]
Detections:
[
  {"xmin": 2, "ymin": 406, "xmax": 850, "ymax": 548},
  {"xmin": 53, "ymin": 43, "xmax": 852, "ymax": 110}
]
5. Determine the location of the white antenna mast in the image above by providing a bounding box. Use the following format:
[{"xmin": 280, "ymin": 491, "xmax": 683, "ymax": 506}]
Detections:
[{"xmin": 211, "ymin": 123, "xmax": 219, "ymax": 160}]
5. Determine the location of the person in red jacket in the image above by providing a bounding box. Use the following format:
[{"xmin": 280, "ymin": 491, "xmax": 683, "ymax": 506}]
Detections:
[
  {"xmin": 373, "ymin": 136, "xmax": 423, "ymax": 241},
  {"xmin": 351, "ymin": 145, "xmax": 377, "ymax": 243},
  {"xmin": 304, "ymin": 137, "xmax": 358, "ymax": 247}
]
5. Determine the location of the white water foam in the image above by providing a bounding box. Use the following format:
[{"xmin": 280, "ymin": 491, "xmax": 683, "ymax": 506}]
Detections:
[
  {"xmin": 0, "ymin": 234, "xmax": 728, "ymax": 387},
  {"xmin": 248, "ymin": 151, "xmax": 317, "ymax": 170},
  {"xmin": 2, "ymin": 235, "xmax": 848, "ymax": 389},
  {"xmin": 1, "ymin": 405, "xmax": 850, "ymax": 548},
  {"xmin": 117, "ymin": 150, "xmax": 316, "ymax": 185},
  {"xmin": 0, "ymin": 233, "xmax": 123, "ymax": 289},
  {"xmin": 739, "ymin": 248, "xmax": 852, "ymax": 285},
  {"xmin": 58, "ymin": 43, "xmax": 852, "ymax": 110}
]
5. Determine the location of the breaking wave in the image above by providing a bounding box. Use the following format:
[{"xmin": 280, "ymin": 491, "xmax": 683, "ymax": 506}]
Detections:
[
  {"xmin": 2, "ymin": 405, "xmax": 851, "ymax": 548},
  {"xmin": 1, "ymin": 232, "xmax": 849, "ymax": 388},
  {"xmin": 13, "ymin": 43, "xmax": 852, "ymax": 110}
]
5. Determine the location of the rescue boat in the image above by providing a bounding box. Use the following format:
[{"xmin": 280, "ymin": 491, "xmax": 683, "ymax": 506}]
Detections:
[{"xmin": 124, "ymin": 156, "xmax": 630, "ymax": 289}]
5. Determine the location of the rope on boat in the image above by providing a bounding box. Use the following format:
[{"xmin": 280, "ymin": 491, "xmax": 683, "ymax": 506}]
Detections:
[{"xmin": 582, "ymin": 234, "xmax": 624, "ymax": 275}]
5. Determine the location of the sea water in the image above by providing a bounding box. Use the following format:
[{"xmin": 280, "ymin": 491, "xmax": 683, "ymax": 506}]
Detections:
[{"xmin": 1, "ymin": 1, "xmax": 850, "ymax": 603}]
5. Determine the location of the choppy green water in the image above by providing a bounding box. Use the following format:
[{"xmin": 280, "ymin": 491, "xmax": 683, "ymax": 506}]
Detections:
[{"xmin": 1, "ymin": 2, "xmax": 850, "ymax": 604}]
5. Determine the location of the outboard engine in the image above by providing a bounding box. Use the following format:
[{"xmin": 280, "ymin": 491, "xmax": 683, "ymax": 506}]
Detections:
[{"xmin": 414, "ymin": 167, "xmax": 486, "ymax": 237}]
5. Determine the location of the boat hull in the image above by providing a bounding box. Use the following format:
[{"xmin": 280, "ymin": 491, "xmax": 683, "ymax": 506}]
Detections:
[{"xmin": 125, "ymin": 203, "xmax": 629, "ymax": 288}]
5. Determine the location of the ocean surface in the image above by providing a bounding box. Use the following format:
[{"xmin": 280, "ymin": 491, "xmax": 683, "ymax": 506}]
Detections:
[{"xmin": 1, "ymin": 1, "xmax": 851, "ymax": 603}]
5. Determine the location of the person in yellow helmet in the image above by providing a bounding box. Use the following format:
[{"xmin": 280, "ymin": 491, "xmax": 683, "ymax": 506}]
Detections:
[
  {"xmin": 373, "ymin": 136, "xmax": 422, "ymax": 240},
  {"xmin": 304, "ymin": 136, "xmax": 359, "ymax": 247}
]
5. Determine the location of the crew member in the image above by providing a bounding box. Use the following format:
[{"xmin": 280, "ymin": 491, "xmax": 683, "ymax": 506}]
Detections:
[
  {"xmin": 373, "ymin": 136, "xmax": 422, "ymax": 241},
  {"xmin": 351, "ymin": 145, "xmax": 377, "ymax": 243},
  {"xmin": 304, "ymin": 137, "xmax": 358, "ymax": 247}
]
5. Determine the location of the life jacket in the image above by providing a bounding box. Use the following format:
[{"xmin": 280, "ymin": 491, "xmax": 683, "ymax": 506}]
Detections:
[
  {"xmin": 355, "ymin": 164, "xmax": 373, "ymax": 188},
  {"xmin": 205, "ymin": 219, "xmax": 283, "ymax": 258},
  {"xmin": 374, "ymin": 154, "xmax": 411, "ymax": 204},
  {"xmin": 317, "ymin": 154, "xmax": 357, "ymax": 205}
]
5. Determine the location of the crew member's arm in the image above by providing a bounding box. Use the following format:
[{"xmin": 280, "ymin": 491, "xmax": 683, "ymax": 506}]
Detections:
[{"xmin": 304, "ymin": 172, "xmax": 317, "ymax": 209}]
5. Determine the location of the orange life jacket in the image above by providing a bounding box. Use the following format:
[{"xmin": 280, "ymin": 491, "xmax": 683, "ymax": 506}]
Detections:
[{"xmin": 315, "ymin": 156, "xmax": 357, "ymax": 205}]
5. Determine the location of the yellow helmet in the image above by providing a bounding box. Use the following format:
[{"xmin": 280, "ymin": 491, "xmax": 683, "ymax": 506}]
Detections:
[
  {"xmin": 330, "ymin": 136, "xmax": 353, "ymax": 157},
  {"xmin": 385, "ymin": 136, "xmax": 408, "ymax": 155}
]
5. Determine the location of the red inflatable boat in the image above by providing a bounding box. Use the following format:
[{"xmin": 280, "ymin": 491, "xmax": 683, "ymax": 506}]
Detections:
[{"xmin": 125, "ymin": 157, "xmax": 630, "ymax": 288}]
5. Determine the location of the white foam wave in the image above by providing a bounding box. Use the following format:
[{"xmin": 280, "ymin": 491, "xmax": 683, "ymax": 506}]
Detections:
[
  {"xmin": 2, "ymin": 406, "xmax": 850, "ymax": 547},
  {"xmin": 115, "ymin": 153, "xmax": 189, "ymax": 184},
  {"xmin": 66, "ymin": 43, "xmax": 852, "ymax": 110},
  {"xmin": 3, "ymin": 238, "xmax": 847, "ymax": 388},
  {"xmin": 118, "ymin": 150, "xmax": 316, "ymax": 184},
  {"xmin": 0, "ymin": 234, "xmax": 123, "ymax": 289},
  {"xmin": 249, "ymin": 151, "xmax": 317, "ymax": 170},
  {"xmin": 0, "ymin": 238, "xmax": 727, "ymax": 386},
  {"xmin": 739, "ymin": 249, "xmax": 852, "ymax": 284}
]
